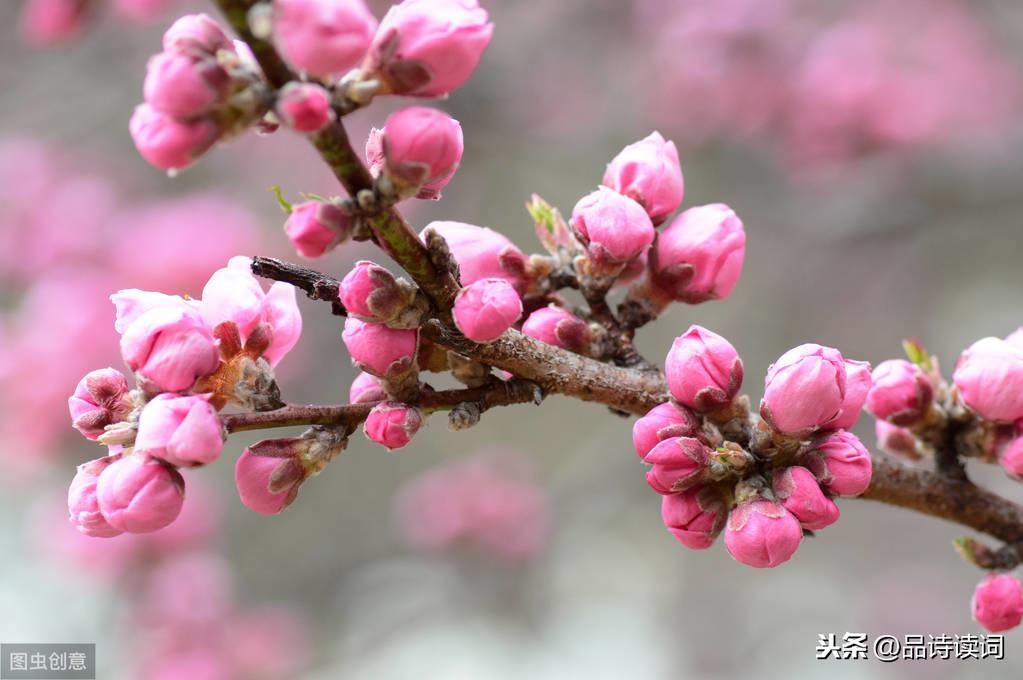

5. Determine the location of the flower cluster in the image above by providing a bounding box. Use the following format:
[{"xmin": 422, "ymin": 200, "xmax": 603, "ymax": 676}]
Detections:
[{"xmin": 636, "ymin": 326, "xmax": 873, "ymax": 568}]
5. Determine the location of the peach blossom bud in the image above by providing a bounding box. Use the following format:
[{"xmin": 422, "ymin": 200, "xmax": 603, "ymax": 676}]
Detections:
[
  {"xmin": 119, "ymin": 304, "xmax": 220, "ymax": 393},
  {"xmin": 129, "ymin": 103, "xmax": 217, "ymax": 171},
  {"xmin": 421, "ymin": 221, "xmax": 527, "ymax": 293},
  {"xmin": 341, "ymin": 317, "xmax": 418, "ymax": 377},
  {"xmin": 349, "ymin": 372, "xmax": 386, "ymax": 404},
  {"xmin": 96, "ymin": 454, "xmax": 185, "ymax": 533},
  {"xmin": 364, "ymin": 401, "xmax": 423, "ymax": 449},
  {"xmin": 828, "ymin": 358, "xmax": 872, "ymax": 430},
  {"xmin": 234, "ymin": 439, "xmax": 307, "ymax": 514},
  {"xmin": 144, "ymin": 51, "xmax": 230, "ymax": 119},
  {"xmin": 803, "ymin": 430, "xmax": 873, "ymax": 497},
  {"xmin": 1000, "ymin": 435, "xmax": 1023, "ymax": 480},
  {"xmin": 521, "ymin": 305, "xmax": 591, "ymax": 353},
  {"xmin": 651, "ymin": 203, "xmax": 745, "ymax": 303},
  {"xmin": 570, "ymin": 186, "xmax": 655, "ymax": 266},
  {"xmin": 875, "ymin": 420, "xmax": 921, "ymax": 460},
  {"xmin": 163, "ymin": 13, "xmax": 234, "ymax": 56},
  {"xmin": 643, "ymin": 436, "xmax": 711, "ymax": 495},
  {"xmin": 953, "ymin": 337, "xmax": 1023, "ymax": 423},
  {"xmin": 724, "ymin": 497, "xmax": 803, "ymax": 568},
  {"xmin": 761, "ymin": 343, "xmax": 847, "ymax": 435},
  {"xmin": 275, "ymin": 82, "xmax": 334, "ymax": 133},
  {"xmin": 273, "ymin": 0, "xmax": 377, "ymax": 76},
  {"xmin": 665, "ymin": 325, "xmax": 743, "ymax": 412},
  {"xmin": 366, "ymin": 0, "xmax": 493, "ymax": 97},
  {"xmin": 284, "ymin": 201, "xmax": 349, "ymax": 258},
  {"xmin": 338, "ymin": 260, "xmax": 408, "ymax": 324},
  {"xmin": 660, "ymin": 486, "xmax": 726, "ymax": 550},
  {"xmin": 110, "ymin": 289, "xmax": 192, "ymax": 334},
  {"xmin": 135, "ymin": 393, "xmax": 224, "ymax": 467},
  {"xmin": 19, "ymin": 0, "xmax": 87, "ymax": 46},
  {"xmin": 602, "ymin": 131, "xmax": 684, "ymax": 226},
  {"xmin": 866, "ymin": 359, "xmax": 934, "ymax": 426},
  {"xmin": 68, "ymin": 456, "xmax": 124, "ymax": 538},
  {"xmin": 68, "ymin": 367, "xmax": 133, "ymax": 440},
  {"xmin": 453, "ymin": 278, "xmax": 522, "ymax": 342},
  {"xmin": 632, "ymin": 402, "xmax": 700, "ymax": 460},
  {"xmin": 772, "ymin": 465, "xmax": 839, "ymax": 531},
  {"xmin": 366, "ymin": 107, "xmax": 463, "ymax": 200},
  {"xmin": 972, "ymin": 573, "xmax": 1023, "ymax": 632}
]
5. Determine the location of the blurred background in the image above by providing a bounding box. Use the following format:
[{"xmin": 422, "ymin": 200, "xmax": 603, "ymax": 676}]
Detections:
[{"xmin": 2, "ymin": 0, "xmax": 1023, "ymax": 678}]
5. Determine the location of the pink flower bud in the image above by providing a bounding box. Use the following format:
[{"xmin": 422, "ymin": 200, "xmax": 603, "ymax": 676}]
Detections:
[
  {"xmin": 632, "ymin": 402, "xmax": 700, "ymax": 460},
  {"xmin": 953, "ymin": 337, "xmax": 1023, "ymax": 423},
  {"xmin": 803, "ymin": 430, "xmax": 873, "ymax": 497},
  {"xmin": 364, "ymin": 401, "xmax": 424, "ymax": 449},
  {"xmin": 724, "ymin": 498, "xmax": 803, "ymax": 568},
  {"xmin": 660, "ymin": 486, "xmax": 726, "ymax": 550},
  {"xmin": 972, "ymin": 574, "xmax": 1023, "ymax": 633},
  {"xmin": 341, "ymin": 317, "xmax": 418, "ymax": 377},
  {"xmin": 163, "ymin": 13, "xmax": 234, "ymax": 56},
  {"xmin": 284, "ymin": 201, "xmax": 349, "ymax": 258},
  {"xmin": 68, "ymin": 368, "xmax": 133, "ymax": 440},
  {"xmin": 761, "ymin": 343, "xmax": 847, "ymax": 435},
  {"xmin": 96, "ymin": 454, "xmax": 185, "ymax": 533},
  {"xmin": 866, "ymin": 359, "xmax": 934, "ymax": 426},
  {"xmin": 651, "ymin": 203, "xmax": 745, "ymax": 303},
  {"xmin": 570, "ymin": 187, "xmax": 655, "ymax": 266},
  {"xmin": 119, "ymin": 304, "xmax": 220, "ymax": 393},
  {"xmin": 349, "ymin": 372, "xmax": 386, "ymax": 404},
  {"xmin": 828, "ymin": 359, "xmax": 872, "ymax": 430},
  {"xmin": 643, "ymin": 436, "xmax": 711, "ymax": 495},
  {"xmin": 68, "ymin": 456, "xmax": 124, "ymax": 538},
  {"xmin": 110, "ymin": 289, "xmax": 192, "ymax": 334},
  {"xmin": 421, "ymin": 221, "xmax": 527, "ymax": 293},
  {"xmin": 875, "ymin": 420, "xmax": 921, "ymax": 460},
  {"xmin": 234, "ymin": 440, "xmax": 306, "ymax": 514},
  {"xmin": 273, "ymin": 0, "xmax": 377, "ymax": 76},
  {"xmin": 453, "ymin": 278, "xmax": 522, "ymax": 342},
  {"xmin": 366, "ymin": 0, "xmax": 493, "ymax": 97},
  {"xmin": 19, "ymin": 0, "xmax": 87, "ymax": 46},
  {"xmin": 665, "ymin": 325, "xmax": 743, "ymax": 412},
  {"xmin": 143, "ymin": 51, "xmax": 230, "ymax": 119},
  {"xmin": 366, "ymin": 107, "xmax": 463, "ymax": 200},
  {"xmin": 129, "ymin": 103, "xmax": 217, "ymax": 171},
  {"xmin": 602, "ymin": 131, "xmax": 684, "ymax": 226},
  {"xmin": 275, "ymin": 82, "xmax": 334, "ymax": 133},
  {"xmin": 135, "ymin": 394, "xmax": 224, "ymax": 467},
  {"xmin": 521, "ymin": 306, "xmax": 591, "ymax": 353},
  {"xmin": 1000, "ymin": 435, "xmax": 1023, "ymax": 480},
  {"xmin": 338, "ymin": 260, "xmax": 407, "ymax": 324},
  {"xmin": 772, "ymin": 465, "xmax": 840, "ymax": 531}
]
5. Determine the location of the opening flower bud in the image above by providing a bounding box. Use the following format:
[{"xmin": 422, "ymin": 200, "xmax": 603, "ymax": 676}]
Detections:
[
  {"xmin": 366, "ymin": 107, "xmax": 464, "ymax": 200},
  {"xmin": 117, "ymin": 300, "xmax": 220, "ymax": 393},
  {"xmin": 452, "ymin": 278, "xmax": 523, "ymax": 342},
  {"xmin": 651, "ymin": 203, "xmax": 745, "ymax": 303},
  {"xmin": 364, "ymin": 401, "xmax": 424, "ymax": 450},
  {"xmin": 602, "ymin": 131, "xmax": 684, "ymax": 226},
  {"xmin": 665, "ymin": 325, "xmax": 743, "ymax": 412},
  {"xmin": 570, "ymin": 186, "xmax": 655, "ymax": 270},
  {"xmin": 660, "ymin": 486, "xmax": 727, "ymax": 550},
  {"xmin": 96, "ymin": 453, "xmax": 185, "ymax": 533},
  {"xmin": 135, "ymin": 393, "xmax": 224, "ymax": 467},
  {"xmin": 866, "ymin": 359, "xmax": 934, "ymax": 426},
  {"xmin": 521, "ymin": 305, "xmax": 591, "ymax": 354},
  {"xmin": 953, "ymin": 337, "xmax": 1023, "ymax": 423},
  {"xmin": 761, "ymin": 343, "xmax": 847, "ymax": 435},
  {"xmin": 68, "ymin": 367, "xmax": 133, "ymax": 441}
]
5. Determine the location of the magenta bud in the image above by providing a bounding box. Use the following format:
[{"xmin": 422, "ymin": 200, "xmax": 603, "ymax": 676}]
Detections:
[
  {"xmin": 632, "ymin": 402, "xmax": 700, "ymax": 460},
  {"xmin": 421, "ymin": 221, "xmax": 527, "ymax": 293},
  {"xmin": 866, "ymin": 359, "xmax": 933, "ymax": 426},
  {"xmin": 275, "ymin": 82, "xmax": 334, "ymax": 133},
  {"xmin": 643, "ymin": 436, "xmax": 711, "ymax": 495},
  {"xmin": 570, "ymin": 186, "xmax": 655, "ymax": 267},
  {"xmin": 660, "ymin": 486, "xmax": 727, "ymax": 550},
  {"xmin": 521, "ymin": 305, "xmax": 591, "ymax": 354},
  {"xmin": 452, "ymin": 278, "xmax": 522, "ymax": 342},
  {"xmin": 761, "ymin": 343, "xmax": 847, "ymax": 435},
  {"xmin": 802, "ymin": 430, "xmax": 873, "ymax": 497},
  {"xmin": 602, "ymin": 131, "xmax": 684, "ymax": 226},
  {"xmin": 338, "ymin": 260, "xmax": 406, "ymax": 324},
  {"xmin": 772, "ymin": 465, "xmax": 840, "ymax": 531},
  {"xmin": 143, "ymin": 51, "xmax": 230, "ymax": 119},
  {"xmin": 1000, "ymin": 435, "xmax": 1023, "ymax": 480},
  {"xmin": 665, "ymin": 325, "xmax": 743, "ymax": 412},
  {"xmin": 96, "ymin": 454, "xmax": 185, "ymax": 533},
  {"xmin": 349, "ymin": 372, "xmax": 386, "ymax": 404},
  {"xmin": 364, "ymin": 401, "xmax": 424, "ymax": 450},
  {"xmin": 118, "ymin": 302, "xmax": 220, "ymax": 394},
  {"xmin": 68, "ymin": 367, "xmax": 133, "ymax": 440},
  {"xmin": 875, "ymin": 420, "xmax": 921, "ymax": 460},
  {"xmin": 284, "ymin": 201, "xmax": 349, "ymax": 258},
  {"xmin": 972, "ymin": 574, "xmax": 1023, "ymax": 633},
  {"xmin": 366, "ymin": 106, "xmax": 464, "ymax": 200},
  {"xmin": 272, "ymin": 0, "xmax": 377, "ymax": 76},
  {"xmin": 135, "ymin": 393, "xmax": 224, "ymax": 467},
  {"xmin": 129, "ymin": 103, "xmax": 218, "ymax": 171},
  {"xmin": 163, "ymin": 13, "xmax": 234, "ymax": 56},
  {"xmin": 341, "ymin": 317, "xmax": 418, "ymax": 377},
  {"xmin": 651, "ymin": 203, "xmax": 745, "ymax": 303},
  {"xmin": 953, "ymin": 337, "xmax": 1023, "ymax": 423},
  {"xmin": 365, "ymin": 0, "xmax": 493, "ymax": 98},
  {"xmin": 828, "ymin": 359, "xmax": 872, "ymax": 430},
  {"xmin": 68, "ymin": 456, "xmax": 124, "ymax": 538},
  {"xmin": 234, "ymin": 439, "xmax": 307, "ymax": 514},
  {"xmin": 724, "ymin": 498, "xmax": 803, "ymax": 568}
]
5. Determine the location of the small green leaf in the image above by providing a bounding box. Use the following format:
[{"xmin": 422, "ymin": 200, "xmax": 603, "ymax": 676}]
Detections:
[
  {"xmin": 299, "ymin": 192, "xmax": 331, "ymax": 203},
  {"xmin": 269, "ymin": 185, "xmax": 293, "ymax": 214},
  {"xmin": 902, "ymin": 337, "xmax": 934, "ymax": 371}
]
